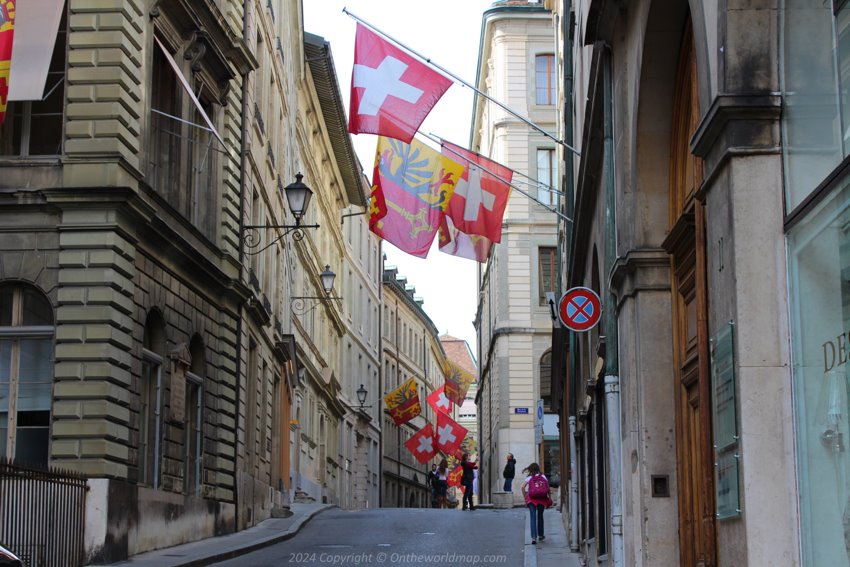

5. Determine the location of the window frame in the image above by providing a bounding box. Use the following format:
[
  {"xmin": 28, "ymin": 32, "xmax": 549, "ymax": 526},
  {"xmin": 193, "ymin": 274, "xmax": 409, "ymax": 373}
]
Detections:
[
  {"xmin": 139, "ymin": 347, "xmax": 164, "ymax": 489},
  {"xmin": 538, "ymin": 246, "xmax": 558, "ymax": 306},
  {"xmin": 537, "ymin": 148, "xmax": 557, "ymax": 206},
  {"xmin": 0, "ymin": 285, "xmax": 55, "ymax": 467},
  {"xmin": 535, "ymin": 53, "xmax": 556, "ymax": 105}
]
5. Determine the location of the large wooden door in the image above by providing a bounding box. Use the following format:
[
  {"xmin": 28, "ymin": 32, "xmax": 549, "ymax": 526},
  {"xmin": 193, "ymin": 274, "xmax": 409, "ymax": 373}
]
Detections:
[{"xmin": 662, "ymin": 20, "xmax": 717, "ymax": 567}]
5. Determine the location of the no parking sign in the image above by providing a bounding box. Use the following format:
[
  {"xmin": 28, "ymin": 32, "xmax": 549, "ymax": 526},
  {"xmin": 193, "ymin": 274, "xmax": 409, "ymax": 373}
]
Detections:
[{"xmin": 558, "ymin": 287, "xmax": 602, "ymax": 332}]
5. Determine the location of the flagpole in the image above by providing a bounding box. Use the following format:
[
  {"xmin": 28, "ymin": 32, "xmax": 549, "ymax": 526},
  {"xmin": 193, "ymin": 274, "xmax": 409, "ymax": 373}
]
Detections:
[
  {"xmin": 420, "ymin": 132, "xmax": 574, "ymax": 223},
  {"xmin": 342, "ymin": 8, "xmax": 581, "ymax": 157}
]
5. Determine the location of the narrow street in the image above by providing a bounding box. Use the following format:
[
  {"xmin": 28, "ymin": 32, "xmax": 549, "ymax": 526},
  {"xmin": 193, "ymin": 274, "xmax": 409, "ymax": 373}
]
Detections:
[{"xmin": 211, "ymin": 508, "xmax": 526, "ymax": 567}]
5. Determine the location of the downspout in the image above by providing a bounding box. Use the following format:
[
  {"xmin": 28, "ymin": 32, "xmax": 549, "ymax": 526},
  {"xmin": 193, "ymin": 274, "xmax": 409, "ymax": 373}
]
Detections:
[
  {"xmin": 378, "ymin": 267, "xmax": 384, "ymax": 508},
  {"xmin": 602, "ymin": 47, "xmax": 623, "ymax": 567},
  {"xmin": 561, "ymin": 0, "xmax": 579, "ymax": 551},
  {"xmin": 234, "ymin": 0, "xmax": 255, "ymax": 530}
]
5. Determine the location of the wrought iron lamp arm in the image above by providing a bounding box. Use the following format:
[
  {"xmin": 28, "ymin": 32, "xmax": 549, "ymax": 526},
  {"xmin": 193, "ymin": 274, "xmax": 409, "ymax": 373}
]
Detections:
[{"xmin": 243, "ymin": 222, "xmax": 321, "ymax": 255}]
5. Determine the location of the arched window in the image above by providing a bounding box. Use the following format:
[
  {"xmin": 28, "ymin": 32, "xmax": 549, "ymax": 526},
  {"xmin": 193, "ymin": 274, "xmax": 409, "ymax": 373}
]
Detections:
[
  {"xmin": 140, "ymin": 310, "xmax": 166, "ymax": 488},
  {"xmin": 539, "ymin": 350, "xmax": 552, "ymax": 412},
  {"xmin": 0, "ymin": 283, "xmax": 54, "ymax": 466}
]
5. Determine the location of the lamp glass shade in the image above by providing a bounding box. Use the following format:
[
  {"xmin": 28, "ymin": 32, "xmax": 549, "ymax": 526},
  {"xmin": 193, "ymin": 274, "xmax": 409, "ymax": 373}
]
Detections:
[
  {"xmin": 284, "ymin": 173, "xmax": 313, "ymax": 221},
  {"xmin": 356, "ymin": 384, "xmax": 367, "ymax": 407},
  {"xmin": 320, "ymin": 265, "xmax": 336, "ymax": 295}
]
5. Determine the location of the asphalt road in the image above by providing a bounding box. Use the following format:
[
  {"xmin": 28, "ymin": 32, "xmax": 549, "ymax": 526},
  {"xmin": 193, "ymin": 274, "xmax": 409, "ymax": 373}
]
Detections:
[{"xmin": 211, "ymin": 507, "xmax": 527, "ymax": 567}]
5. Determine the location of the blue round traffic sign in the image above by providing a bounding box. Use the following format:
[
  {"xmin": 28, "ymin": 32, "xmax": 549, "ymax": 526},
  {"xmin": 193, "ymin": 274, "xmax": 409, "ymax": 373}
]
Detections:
[{"xmin": 558, "ymin": 287, "xmax": 602, "ymax": 332}]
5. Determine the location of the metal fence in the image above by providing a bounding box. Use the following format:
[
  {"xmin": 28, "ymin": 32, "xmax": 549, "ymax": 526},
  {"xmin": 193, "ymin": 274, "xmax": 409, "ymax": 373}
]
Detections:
[{"xmin": 0, "ymin": 458, "xmax": 87, "ymax": 567}]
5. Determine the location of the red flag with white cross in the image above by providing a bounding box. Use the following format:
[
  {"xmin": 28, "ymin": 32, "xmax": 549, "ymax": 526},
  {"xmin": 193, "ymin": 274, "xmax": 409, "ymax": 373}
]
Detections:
[
  {"xmin": 426, "ymin": 385, "xmax": 452, "ymax": 415},
  {"xmin": 349, "ymin": 23, "xmax": 452, "ymax": 143},
  {"xmin": 404, "ymin": 423, "xmax": 438, "ymax": 464},
  {"xmin": 436, "ymin": 412, "xmax": 467, "ymax": 457},
  {"xmin": 440, "ymin": 140, "xmax": 512, "ymax": 242}
]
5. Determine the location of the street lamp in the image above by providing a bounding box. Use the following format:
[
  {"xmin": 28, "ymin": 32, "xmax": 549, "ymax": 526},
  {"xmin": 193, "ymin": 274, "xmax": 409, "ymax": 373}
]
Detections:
[
  {"xmin": 356, "ymin": 384, "xmax": 369, "ymax": 409},
  {"xmin": 291, "ymin": 265, "xmax": 342, "ymax": 315},
  {"xmin": 242, "ymin": 173, "xmax": 320, "ymax": 254}
]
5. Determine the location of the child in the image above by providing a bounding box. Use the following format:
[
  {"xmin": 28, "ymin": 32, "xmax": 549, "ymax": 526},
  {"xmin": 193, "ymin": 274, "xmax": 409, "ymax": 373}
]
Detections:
[{"xmin": 521, "ymin": 462, "xmax": 551, "ymax": 544}]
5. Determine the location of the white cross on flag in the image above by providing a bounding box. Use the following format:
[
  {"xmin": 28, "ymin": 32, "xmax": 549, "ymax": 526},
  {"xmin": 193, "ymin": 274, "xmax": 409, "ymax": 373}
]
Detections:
[
  {"xmin": 349, "ymin": 24, "xmax": 452, "ymax": 143},
  {"xmin": 436, "ymin": 412, "xmax": 468, "ymax": 457},
  {"xmin": 404, "ymin": 423, "xmax": 438, "ymax": 464},
  {"xmin": 426, "ymin": 385, "xmax": 453, "ymax": 415},
  {"xmin": 441, "ymin": 140, "xmax": 513, "ymax": 243}
]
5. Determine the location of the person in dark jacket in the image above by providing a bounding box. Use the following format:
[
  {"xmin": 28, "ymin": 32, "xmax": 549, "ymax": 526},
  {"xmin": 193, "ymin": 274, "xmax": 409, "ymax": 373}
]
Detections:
[
  {"xmin": 460, "ymin": 452, "xmax": 478, "ymax": 510},
  {"xmin": 503, "ymin": 453, "xmax": 517, "ymax": 492}
]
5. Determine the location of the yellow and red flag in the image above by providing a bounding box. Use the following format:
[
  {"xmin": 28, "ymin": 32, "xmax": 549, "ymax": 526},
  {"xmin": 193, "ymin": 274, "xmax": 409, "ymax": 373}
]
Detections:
[
  {"xmin": 369, "ymin": 136, "xmax": 464, "ymax": 258},
  {"xmin": 383, "ymin": 377, "xmax": 421, "ymax": 426},
  {"xmin": 444, "ymin": 359, "xmax": 475, "ymax": 406},
  {"xmin": 447, "ymin": 465, "xmax": 463, "ymax": 488},
  {"xmin": 0, "ymin": 0, "xmax": 15, "ymax": 124}
]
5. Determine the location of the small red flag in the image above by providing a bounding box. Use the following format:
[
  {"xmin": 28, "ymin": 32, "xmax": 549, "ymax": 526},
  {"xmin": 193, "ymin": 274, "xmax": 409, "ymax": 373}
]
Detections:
[
  {"xmin": 436, "ymin": 412, "xmax": 467, "ymax": 457},
  {"xmin": 349, "ymin": 24, "xmax": 452, "ymax": 143},
  {"xmin": 404, "ymin": 424, "xmax": 438, "ymax": 464},
  {"xmin": 426, "ymin": 385, "xmax": 452, "ymax": 416}
]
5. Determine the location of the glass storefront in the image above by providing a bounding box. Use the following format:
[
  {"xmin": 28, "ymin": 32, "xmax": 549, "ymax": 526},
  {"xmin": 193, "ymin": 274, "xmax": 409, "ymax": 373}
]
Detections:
[{"xmin": 789, "ymin": 174, "xmax": 850, "ymax": 565}]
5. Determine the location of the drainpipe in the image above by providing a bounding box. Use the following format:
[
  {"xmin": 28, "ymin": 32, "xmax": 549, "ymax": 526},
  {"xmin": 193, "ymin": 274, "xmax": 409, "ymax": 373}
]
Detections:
[
  {"xmin": 233, "ymin": 0, "xmax": 255, "ymax": 530},
  {"xmin": 568, "ymin": 414, "xmax": 579, "ymax": 550},
  {"xmin": 602, "ymin": 47, "xmax": 623, "ymax": 567}
]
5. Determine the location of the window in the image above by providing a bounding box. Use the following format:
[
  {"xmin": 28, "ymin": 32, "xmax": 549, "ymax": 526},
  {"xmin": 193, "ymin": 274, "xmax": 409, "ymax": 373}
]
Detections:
[
  {"xmin": 148, "ymin": 33, "xmax": 219, "ymax": 240},
  {"xmin": 539, "ymin": 350, "xmax": 552, "ymax": 411},
  {"xmin": 0, "ymin": 284, "xmax": 54, "ymax": 467},
  {"xmin": 538, "ymin": 246, "xmax": 557, "ymax": 305},
  {"xmin": 535, "ymin": 54, "xmax": 555, "ymax": 105},
  {"xmin": 185, "ymin": 336, "xmax": 205, "ymax": 495},
  {"xmin": 537, "ymin": 149, "xmax": 557, "ymax": 206},
  {"xmin": 0, "ymin": 9, "xmax": 67, "ymax": 157},
  {"xmin": 139, "ymin": 311, "xmax": 166, "ymax": 488}
]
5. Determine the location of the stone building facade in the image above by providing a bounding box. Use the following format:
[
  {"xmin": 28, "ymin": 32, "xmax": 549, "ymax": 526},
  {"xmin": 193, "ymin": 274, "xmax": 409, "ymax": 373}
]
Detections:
[
  {"xmin": 0, "ymin": 0, "xmax": 376, "ymax": 562},
  {"xmin": 471, "ymin": 1, "xmax": 559, "ymax": 507},
  {"xmin": 381, "ymin": 266, "xmax": 447, "ymax": 508}
]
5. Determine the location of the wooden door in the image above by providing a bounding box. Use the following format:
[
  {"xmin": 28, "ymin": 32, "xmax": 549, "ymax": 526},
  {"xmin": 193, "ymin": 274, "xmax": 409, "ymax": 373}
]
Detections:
[{"xmin": 662, "ymin": 20, "xmax": 717, "ymax": 567}]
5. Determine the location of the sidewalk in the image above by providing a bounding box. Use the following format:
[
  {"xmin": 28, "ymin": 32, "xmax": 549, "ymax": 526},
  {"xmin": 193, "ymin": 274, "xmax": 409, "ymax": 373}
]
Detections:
[
  {"xmin": 93, "ymin": 503, "xmax": 332, "ymax": 567},
  {"xmin": 523, "ymin": 508, "xmax": 583, "ymax": 567}
]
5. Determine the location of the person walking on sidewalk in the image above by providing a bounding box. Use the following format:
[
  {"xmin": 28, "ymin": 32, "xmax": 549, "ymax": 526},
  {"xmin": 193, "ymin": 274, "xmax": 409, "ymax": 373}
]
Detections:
[
  {"xmin": 436, "ymin": 458, "xmax": 449, "ymax": 508},
  {"xmin": 427, "ymin": 464, "xmax": 440, "ymax": 508},
  {"xmin": 521, "ymin": 462, "xmax": 552, "ymax": 544},
  {"xmin": 460, "ymin": 453, "xmax": 478, "ymax": 510},
  {"xmin": 503, "ymin": 453, "xmax": 516, "ymax": 492}
]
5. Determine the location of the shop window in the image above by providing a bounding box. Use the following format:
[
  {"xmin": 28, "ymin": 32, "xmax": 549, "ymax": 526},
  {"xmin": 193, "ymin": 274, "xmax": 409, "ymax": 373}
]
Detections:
[
  {"xmin": 535, "ymin": 54, "xmax": 555, "ymax": 105},
  {"xmin": 0, "ymin": 284, "xmax": 54, "ymax": 467},
  {"xmin": 0, "ymin": 9, "xmax": 67, "ymax": 158}
]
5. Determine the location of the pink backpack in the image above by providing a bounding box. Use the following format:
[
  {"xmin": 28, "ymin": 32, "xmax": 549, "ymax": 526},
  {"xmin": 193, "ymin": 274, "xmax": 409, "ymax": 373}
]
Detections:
[{"xmin": 528, "ymin": 474, "xmax": 549, "ymax": 499}]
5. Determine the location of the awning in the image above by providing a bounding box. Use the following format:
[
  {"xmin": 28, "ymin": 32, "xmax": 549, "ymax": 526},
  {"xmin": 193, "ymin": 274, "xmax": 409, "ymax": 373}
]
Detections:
[
  {"xmin": 154, "ymin": 35, "xmax": 224, "ymax": 146},
  {"xmin": 8, "ymin": 0, "xmax": 64, "ymax": 101}
]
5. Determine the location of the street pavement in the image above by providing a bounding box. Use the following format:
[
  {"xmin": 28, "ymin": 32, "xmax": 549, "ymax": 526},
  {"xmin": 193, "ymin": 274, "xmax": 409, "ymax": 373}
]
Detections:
[{"xmin": 95, "ymin": 503, "xmax": 582, "ymax": 567}]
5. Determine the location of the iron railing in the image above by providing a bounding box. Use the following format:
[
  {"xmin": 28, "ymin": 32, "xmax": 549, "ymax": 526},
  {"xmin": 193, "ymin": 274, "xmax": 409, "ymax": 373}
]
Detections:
[{"xmin": 0, "ymin": 458, "xmax": 87, "ymax": 567}]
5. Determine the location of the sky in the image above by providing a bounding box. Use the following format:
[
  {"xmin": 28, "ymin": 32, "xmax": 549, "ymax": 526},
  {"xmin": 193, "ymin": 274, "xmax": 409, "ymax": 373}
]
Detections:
[{"xmin": 303, "ymin": 0, "xmax": 497, "ymax": 360}]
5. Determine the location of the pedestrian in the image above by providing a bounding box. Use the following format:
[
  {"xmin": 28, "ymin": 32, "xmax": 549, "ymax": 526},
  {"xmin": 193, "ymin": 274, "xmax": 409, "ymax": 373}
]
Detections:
[
  {"xmin": 427, "ymin": 464, "xmax": 440, "ymax": 508},
  {"xmin": 503, "ymin": 453, "xmax": 516, "ymax": 492},
  {"xmin": 521, "ymin": 462, "xmax": 552, "ymax": 544},
  {"xmin": 460, "ymin": 452, "xmax": 478, "ymax": 510},
  {"xmin": 436, "ymin": 458, "xmax": 449, "ymax": 508}
]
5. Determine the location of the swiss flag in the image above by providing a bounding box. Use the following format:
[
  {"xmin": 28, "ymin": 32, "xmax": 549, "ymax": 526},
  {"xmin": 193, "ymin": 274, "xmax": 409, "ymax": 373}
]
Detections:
[
  {"xmin": 436, "ymin": 412, "xmax": 467, "ymax": 457},
  {"xmin": 438, "ymin": 215, "xmax": 493, "ymax": 263},
  {"xmin": 426, "ymin": 385, "xmax": 452, "ymax": 415},
  {"xmin": 349, "ymin": 24, "xmax": 452, "ymax": 143},
  {"xmin": 441, "ymin": 141, "xmax": 512, "ymax": 243},
  {"xmin": 404, "ymin": 424, "xmax": 438, "ymax": 464}
]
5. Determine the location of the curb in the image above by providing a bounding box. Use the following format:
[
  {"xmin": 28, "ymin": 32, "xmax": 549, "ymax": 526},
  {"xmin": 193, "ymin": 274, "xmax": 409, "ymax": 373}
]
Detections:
[{"xmin": 173, "ymin": 505, "xmax": 333, "ymax": 567}]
